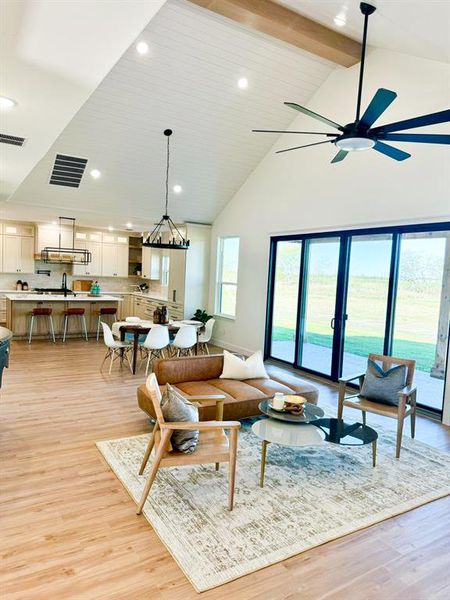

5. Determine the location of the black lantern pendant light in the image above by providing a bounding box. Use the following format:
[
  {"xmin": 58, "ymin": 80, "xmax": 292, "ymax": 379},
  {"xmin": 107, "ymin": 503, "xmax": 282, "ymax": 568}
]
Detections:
[{"xmin": 142, "ymin": 129, "xmax": 190, "ymax": 250}]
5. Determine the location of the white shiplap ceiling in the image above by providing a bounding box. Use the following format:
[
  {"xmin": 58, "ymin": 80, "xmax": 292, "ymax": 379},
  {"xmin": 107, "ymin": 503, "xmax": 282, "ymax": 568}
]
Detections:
[{"xmin": 5, "ymin": 0, "xmax": 334, "ymax": 229}]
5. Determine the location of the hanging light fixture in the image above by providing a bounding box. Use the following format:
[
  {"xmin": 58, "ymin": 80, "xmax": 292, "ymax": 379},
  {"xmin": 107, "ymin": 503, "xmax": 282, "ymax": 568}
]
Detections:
[{"xmin": 142, "ymin": 129, "xmax": 190, "ymax": 250}]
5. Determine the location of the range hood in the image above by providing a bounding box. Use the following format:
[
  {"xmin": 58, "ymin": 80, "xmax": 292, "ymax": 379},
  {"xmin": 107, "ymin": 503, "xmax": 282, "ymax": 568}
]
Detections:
[{"xmin": 41, "ymin": 217, "xmax": 92, "ymax": 265}]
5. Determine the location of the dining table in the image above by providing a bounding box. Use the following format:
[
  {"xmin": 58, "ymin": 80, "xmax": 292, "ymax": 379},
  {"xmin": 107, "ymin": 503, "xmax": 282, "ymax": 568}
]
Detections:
[{"xmin": 113, "ymin": 320, "xmax": 203, "ymax": 374}]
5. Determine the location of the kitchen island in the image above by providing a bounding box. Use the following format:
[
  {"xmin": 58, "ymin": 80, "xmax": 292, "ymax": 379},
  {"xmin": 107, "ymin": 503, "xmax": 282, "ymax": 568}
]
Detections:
[{"xmin": 5, "ymin": 294, "xmax": 122, "ymax": 339}]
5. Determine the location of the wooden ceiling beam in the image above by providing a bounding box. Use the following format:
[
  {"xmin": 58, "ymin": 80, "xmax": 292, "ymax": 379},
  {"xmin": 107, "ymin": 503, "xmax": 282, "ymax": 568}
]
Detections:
[{"xmin": 188, "ymin": 0, "xmax": 361, "ymax": 67}]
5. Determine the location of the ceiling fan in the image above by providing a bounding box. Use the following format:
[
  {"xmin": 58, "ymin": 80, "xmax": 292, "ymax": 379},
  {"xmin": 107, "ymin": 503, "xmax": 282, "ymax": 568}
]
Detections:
[{"xmin": 253, "ymin": 2, "xmax": 450, "ymax": 162}]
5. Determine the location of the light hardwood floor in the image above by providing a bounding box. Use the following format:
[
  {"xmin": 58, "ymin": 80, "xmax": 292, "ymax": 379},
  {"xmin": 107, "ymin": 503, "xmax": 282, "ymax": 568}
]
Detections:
[{"xmin": 1, "ymin": 340, "xmax": 449, "ymax": 600}]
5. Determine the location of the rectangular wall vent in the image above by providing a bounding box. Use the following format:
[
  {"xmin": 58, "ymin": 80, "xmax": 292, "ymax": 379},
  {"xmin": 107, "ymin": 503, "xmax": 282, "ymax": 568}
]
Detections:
[
  {"xmin": 0, "ymin": 133, "xmax": 26, "ymax": 147},
  {"xmin": 49, "ymin": 154, "xmax": 88, "ymax": 188}
]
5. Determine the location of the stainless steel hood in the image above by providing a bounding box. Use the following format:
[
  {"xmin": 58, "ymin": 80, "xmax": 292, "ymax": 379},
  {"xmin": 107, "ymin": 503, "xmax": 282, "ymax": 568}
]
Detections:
[{"xmin": 41, "ymin": 217, "xmax": 92, "ymax": 265}]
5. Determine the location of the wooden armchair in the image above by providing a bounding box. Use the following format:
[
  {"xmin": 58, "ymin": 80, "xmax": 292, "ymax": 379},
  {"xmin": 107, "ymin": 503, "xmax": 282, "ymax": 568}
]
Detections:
[
  {"xmin": 337, "ymin": 354, "xmax": 416, "ymax": 459},
  {"xmin": 136, "ymin": 374, "xmax": 241, "ymax": 514}
]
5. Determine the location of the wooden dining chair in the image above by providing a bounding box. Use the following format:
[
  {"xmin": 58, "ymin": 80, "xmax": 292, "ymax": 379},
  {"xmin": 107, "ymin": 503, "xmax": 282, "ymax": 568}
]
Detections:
[
  {"xmin": 136, "ymin": 374, "xmax": 240, "ymax": 514},
  {"xmin": 338, "ymin": 354, "xmax": 416, "ymax": 458}
]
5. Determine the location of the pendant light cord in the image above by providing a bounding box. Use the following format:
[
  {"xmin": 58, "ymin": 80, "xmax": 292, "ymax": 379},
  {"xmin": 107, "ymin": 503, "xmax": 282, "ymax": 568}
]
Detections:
[{"xmin": 165, "ymin": 134, "xmax": 170, "ymax": 216}]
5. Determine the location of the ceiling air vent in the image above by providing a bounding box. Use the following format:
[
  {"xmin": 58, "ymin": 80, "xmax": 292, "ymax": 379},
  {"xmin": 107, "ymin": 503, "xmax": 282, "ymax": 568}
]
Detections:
[
  {"xmin": 0, "ymin": 133, "xmax": 26, "ymax": 147},
  {"xmin": 49, "ymin": 154, "xmax": 88, "ymax": 188}
]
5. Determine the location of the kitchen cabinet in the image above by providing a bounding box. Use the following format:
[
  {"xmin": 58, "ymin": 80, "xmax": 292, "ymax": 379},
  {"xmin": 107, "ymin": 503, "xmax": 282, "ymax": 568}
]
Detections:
[
  {"xmin": 168, "ymin": 249, "xmax": 185, "ymax": 304},
  {"xmin": 35, "ymin": 224, "xmax": 73, "ymax": 253},
  {"xmin": 2, "ymin": 235, "xmax": 35, "ymax": 274},
  {"xmin": 72, "ymin": 241, "xmax": 102, "ymax": 277},
  {"xmin": 101, "ymin": 243, "xmax": 128, "ymax": 278},
  {"xmin": 141, "ymin": 247, "xmax": 161, "ymax": 280}
]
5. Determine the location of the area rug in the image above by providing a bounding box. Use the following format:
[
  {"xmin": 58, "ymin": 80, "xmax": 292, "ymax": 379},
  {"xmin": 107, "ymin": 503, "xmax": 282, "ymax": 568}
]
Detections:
[{"xmin": 97, "ymin": 418, "xmax": 450, "ymax": 592}]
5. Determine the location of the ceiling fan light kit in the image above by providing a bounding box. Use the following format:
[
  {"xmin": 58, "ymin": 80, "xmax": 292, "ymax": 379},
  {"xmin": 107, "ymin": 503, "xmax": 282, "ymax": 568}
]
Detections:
[
  {"xmin": 142, "ymin": 129, "xmax": 190, "ymax": 250},
  {"xmin": 253, "ymin": 2, "xmax": 450, "ymax": 163}
]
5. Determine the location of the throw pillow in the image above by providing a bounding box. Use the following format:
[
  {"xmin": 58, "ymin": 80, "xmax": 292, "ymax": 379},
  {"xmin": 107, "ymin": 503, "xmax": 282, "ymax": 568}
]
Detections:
[
  {"xmin": 220, "ymin": 349, "xmax": 269, "ymax": 380},
  {"xmin": 361, "ymin": 359, "xmax": 407, "ymax": 405},
  {"xmin": 160, "ymin": 384, "xmax": 199, "ymax": 454}
]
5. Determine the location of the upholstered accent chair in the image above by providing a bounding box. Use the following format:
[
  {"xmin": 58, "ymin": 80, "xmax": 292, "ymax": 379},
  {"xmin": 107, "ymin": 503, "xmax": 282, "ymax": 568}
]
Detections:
[{"xmin": 338, "ymin": 354, "xmax": 416, "ymax": 458}]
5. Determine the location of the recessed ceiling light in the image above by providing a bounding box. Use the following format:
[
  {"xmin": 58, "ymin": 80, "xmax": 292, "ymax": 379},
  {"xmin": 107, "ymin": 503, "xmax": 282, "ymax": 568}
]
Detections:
[
  {"xmin": 136, "ymin": 41, "xmax": 149, "ymax": 55},
  {"xmin": 90, "ymin": 169, "xmax": 101, "ymax": 179},
  {"xmin": 237, "ymin": 77, "xmax": 248, "ymax": 90},
  {"xmin": 173, "ymin": 184, "xmax": 182, "ymax": 193},
  {"xmin": 334, "ymin": 13, "xmax": 346, "ymax": 27},
  {"xmin": 126, "ymin": 222, "xmax": 133, "ymax": 229},
  {"xmin": 0, "ymin": 96, "xmax": 16, "ymax": 109},
  {"xmin": 108, "ymin": 226, "xmax": 114, "ymax": 231},
  {"xmin": 51, "ymin": 221, "xmax": 57, "ymax": 225}
]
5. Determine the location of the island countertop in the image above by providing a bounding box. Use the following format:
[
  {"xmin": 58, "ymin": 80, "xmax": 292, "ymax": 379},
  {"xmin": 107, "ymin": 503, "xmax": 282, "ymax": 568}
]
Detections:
[{"xmin": 5, "ymin": 294, "xmax": 122, "ymax": 302}]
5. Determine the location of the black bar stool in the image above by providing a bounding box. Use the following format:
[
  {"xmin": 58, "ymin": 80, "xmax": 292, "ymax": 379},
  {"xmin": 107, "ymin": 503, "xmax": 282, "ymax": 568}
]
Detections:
[
  {"xmin": 96, "ymin": 307, "xmax": 118, "ymax": 340},
  {"xmin": 29, "ymin": 307, "xmax": 56, "ymax": 343},
  {"xmin": 62, "ymin": 307, "xmax": 88, "ymax": 342}
]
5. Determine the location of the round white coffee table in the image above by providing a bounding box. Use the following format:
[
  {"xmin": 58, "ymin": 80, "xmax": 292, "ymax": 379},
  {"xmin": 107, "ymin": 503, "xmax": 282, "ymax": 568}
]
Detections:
[{"xmin": 251, "ymin": 418, "xmax": 326, "ymax": 487}]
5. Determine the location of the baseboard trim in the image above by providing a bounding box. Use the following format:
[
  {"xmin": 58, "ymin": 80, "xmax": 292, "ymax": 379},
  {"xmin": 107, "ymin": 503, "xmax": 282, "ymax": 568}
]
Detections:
[{"xmin": 211, "ymin": 337, "xmax": 255, "ymax": 357}]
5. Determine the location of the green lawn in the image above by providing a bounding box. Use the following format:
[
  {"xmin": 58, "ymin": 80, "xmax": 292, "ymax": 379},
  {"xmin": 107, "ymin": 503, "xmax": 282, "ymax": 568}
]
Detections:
[
  {"xmin": 272, "ymin": 326, "xmax": 435, "ymax": 373},
  {"xmin": 271, "ymin": 275, "xmax": 442, "ymax": 374}
]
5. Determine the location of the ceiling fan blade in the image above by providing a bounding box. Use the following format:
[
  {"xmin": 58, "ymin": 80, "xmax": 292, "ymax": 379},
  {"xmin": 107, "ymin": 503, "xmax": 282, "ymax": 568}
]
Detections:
[
  {"xmin": 331, "ymin": 150, "xmax": 349, "ymax": 163},
  {"xmin": 371, "ymin": 109, "xmax": 450, "ymax": 134},
  {"xmin": 252, "ymin": 129, "xmax": 338, "ymax": 136},
  {"xmin": 382, "ymin": 133, "xmax": 450, "ymax": 145},
  {"xmin": 285, "ymin": 102, "xmax": 344, "ymax": 131},
  {"xmin": 276, "ymin": 140, "xmax": 333, "ymax": 154},
  {"xmin": 373, "ymin": 141, "xmax": 411, "ymax": 161},
  {"xmin": 359, "ymin": 88, "xmax": 397, "ymax": 128}
]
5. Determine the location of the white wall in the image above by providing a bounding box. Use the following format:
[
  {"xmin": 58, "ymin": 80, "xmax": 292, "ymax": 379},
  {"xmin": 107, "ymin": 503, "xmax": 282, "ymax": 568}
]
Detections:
[{"xmin": 209, "ymin": 49, "xmax": 450, "ymax": 413}]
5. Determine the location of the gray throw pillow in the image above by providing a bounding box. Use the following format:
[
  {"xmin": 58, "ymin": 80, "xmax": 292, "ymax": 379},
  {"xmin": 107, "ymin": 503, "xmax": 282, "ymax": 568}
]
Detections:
[
  {"xmin": 160, "ymin": 384, "xmax": 199, "ymax": 454},
  {"xmin": 361, "ymin": 359, "xmax": 407, "ymax": 406}
]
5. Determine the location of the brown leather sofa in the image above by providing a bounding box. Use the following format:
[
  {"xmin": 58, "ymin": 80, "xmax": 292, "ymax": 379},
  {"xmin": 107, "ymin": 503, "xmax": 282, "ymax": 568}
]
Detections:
[{"xmin": 137, "ymin": 354, "xmax": 319, "ymax": 421}]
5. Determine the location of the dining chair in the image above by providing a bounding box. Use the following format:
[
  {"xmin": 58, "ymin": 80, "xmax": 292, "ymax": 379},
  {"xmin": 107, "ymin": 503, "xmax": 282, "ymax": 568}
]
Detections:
[
  {"xmin": 100, "ymin": 322, "xmax": 133, "ymax": 374},
  {"xmin": 171, "ymin": 325, "xmax": 197, "ymax": 357},
  {"xmin": 197, "ymin": 318, "xmax": 215, "ymax": 355},
  {"xmin": 338, "ymin": 353, "xmax": 416, "ymax": 458},
  {"xmin": 139, "ymin": 325, "xmax": 170, "ymax": 375},
  {"xmin": 136, "ymin": 374, "xmax": 240, "ymax": 514}
]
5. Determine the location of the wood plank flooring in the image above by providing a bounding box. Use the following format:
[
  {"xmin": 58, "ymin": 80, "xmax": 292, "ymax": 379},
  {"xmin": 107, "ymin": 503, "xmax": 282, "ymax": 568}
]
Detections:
[{"xmin": 1, "ymin": 340, "xmax": 449, "ymax": 599}]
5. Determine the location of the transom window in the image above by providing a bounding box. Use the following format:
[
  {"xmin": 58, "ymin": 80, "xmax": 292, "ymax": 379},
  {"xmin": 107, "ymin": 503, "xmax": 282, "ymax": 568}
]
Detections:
[{"xmin": 216, "ymin": 237, "xmax": 240, "ymax": 318}]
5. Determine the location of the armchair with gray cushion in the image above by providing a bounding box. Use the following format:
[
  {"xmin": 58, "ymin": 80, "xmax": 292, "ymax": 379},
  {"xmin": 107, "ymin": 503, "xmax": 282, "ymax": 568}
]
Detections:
[{"xmin": 337, "ymin": 353, "xmax": 417, "ymax": 458}]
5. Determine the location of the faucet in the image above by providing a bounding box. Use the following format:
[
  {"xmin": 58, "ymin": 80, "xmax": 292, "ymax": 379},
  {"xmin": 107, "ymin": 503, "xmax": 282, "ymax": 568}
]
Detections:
[{"xmin": 62, "ymin": 272, "xmax": 68, "ymax": 297}]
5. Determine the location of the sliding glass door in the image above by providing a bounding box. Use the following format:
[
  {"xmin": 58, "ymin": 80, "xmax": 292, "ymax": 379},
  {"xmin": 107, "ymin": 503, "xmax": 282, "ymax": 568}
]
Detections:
[
  {"xmin": 266, "ymin": 223, "xmax": 450, "ymax": 414},
  {"xmin": 341, "ymin": 234, "xmax": 392, "ymax": 378},
  {"xmin": 269, "ymin": 240, "xmax": 302, "ymax": 362},
  {"xmin": 299, "ymin": 238, "xmax": 340, "ymax": 376},
  {"xmin": 392, "ymin": 232, "xmax": 449, "ymax": 410}
]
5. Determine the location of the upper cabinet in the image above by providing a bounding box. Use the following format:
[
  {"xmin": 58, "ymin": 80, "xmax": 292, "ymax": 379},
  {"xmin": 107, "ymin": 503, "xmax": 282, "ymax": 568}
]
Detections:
[
  {"xmin": 73, "ymin": 230, "xmax": 128, "ymax": 278},
  {"xmin": 142, "ymin": 247, "xmax": 161, "ymax": 280},
  {"xmin": 1, "ymin": 222, "xmax": 35, "ymax": 274},
  {"xmin": 35, "ymin": 223, "xmax": 74, "ymax": 253},
  {"xmin": 101, "ymin": 243, "xmax": 128, "ymax": 278}
]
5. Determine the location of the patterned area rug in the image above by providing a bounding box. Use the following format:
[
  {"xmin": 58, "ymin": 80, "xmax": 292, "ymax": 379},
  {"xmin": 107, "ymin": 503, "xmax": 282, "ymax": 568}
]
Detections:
[{"xmin": 97, "ymin": 418, "xmax": 450, "ymax": 592}]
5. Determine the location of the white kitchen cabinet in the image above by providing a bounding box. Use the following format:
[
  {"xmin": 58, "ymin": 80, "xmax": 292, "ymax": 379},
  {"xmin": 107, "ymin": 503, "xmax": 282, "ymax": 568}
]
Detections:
[
  {"xmin": 72, "ymin": 241, "xmax": 102, "ymax": 277},
  {"xmin": 2, "ymin": 235, "xmax": 35, "ymax": 274},
  {"xmin": 101, "ymin": 243, "xmax": 128, "ymax": 278},
  {"xmin": 168, "ymin": 249, "xmax": 186, "ymax": 304},
  {"xmin": 141, "ymin": 247, "xmax": 161, "ymax": 280},
  {"xmin": 35, "ymin": 224, "xmax": 73, "ymax": 253}
]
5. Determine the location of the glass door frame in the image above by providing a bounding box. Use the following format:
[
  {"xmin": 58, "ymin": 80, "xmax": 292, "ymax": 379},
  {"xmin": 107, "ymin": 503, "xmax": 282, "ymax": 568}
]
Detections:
[{"xmin": 265, "ymin": 220, "xmax": 450, "ymax": 415}]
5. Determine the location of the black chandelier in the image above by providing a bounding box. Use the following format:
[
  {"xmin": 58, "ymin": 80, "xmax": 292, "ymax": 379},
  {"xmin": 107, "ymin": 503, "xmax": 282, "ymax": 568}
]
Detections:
[{"xmin": 142, "ymin": 129, "xmax": 190, "ymax": 250}]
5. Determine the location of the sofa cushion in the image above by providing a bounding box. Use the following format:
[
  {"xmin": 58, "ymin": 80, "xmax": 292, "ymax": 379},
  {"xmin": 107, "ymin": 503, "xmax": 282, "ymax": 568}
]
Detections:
[
  {"xmin": 206, "ymin": 378, "xmax": 267, "ymax": 401},
  {"xmin": 220, "ymin": 350, "xmax": 268, "ymax": 380}
]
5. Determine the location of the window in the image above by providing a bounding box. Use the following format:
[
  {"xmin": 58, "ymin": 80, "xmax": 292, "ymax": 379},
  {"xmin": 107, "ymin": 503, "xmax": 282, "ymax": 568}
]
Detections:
[
  {"xmin": 266, "ymin": 223, "xmax": 450, "ymax": 414},
  {"xmin": 216, "ymin": 237, "xmax": 240, "ymax": 317}
]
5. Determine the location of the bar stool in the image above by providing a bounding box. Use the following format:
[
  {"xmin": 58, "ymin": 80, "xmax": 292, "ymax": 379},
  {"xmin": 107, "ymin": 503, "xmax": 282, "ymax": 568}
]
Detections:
[
  {"xmin": 62, "ymin": 307, "xmax": 88, "ymax": 342},
  {"xmin": 96, "ymin": 307, "xmax": 118, "ymax": 341},
  {"xmin": 28, "ymin": 307, "xmax": 56, "ymax": 343}
]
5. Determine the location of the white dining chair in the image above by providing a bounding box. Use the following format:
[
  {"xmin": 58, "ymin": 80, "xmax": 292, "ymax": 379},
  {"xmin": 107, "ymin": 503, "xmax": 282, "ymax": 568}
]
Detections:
[
  {"xmin": 139, "ymin": 325, "xmax": 170, "ymax": 375},
  {"xmin": 171, "ymin": 325, "xmax": 197, "ymax": 357},
  {"xmin": 100, "ymin": 322, "xmax": 133, "ymax": 374},
  {"xmin": 197, "ymin": 318, "xmax": 215, "ymax": 355}
]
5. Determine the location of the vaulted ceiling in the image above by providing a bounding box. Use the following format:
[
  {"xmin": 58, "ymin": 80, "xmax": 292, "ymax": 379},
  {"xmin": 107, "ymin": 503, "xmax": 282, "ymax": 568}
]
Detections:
[{"xmin": 2, "ymin": 0, "xmax": 449, "ymax": 230}]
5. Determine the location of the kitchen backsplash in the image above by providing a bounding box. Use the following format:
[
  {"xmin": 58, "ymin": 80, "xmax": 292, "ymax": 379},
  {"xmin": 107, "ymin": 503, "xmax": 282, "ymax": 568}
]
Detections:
[{"xmin": 0, "ymin": 262, "xmax": 141, "ymax": 292}]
